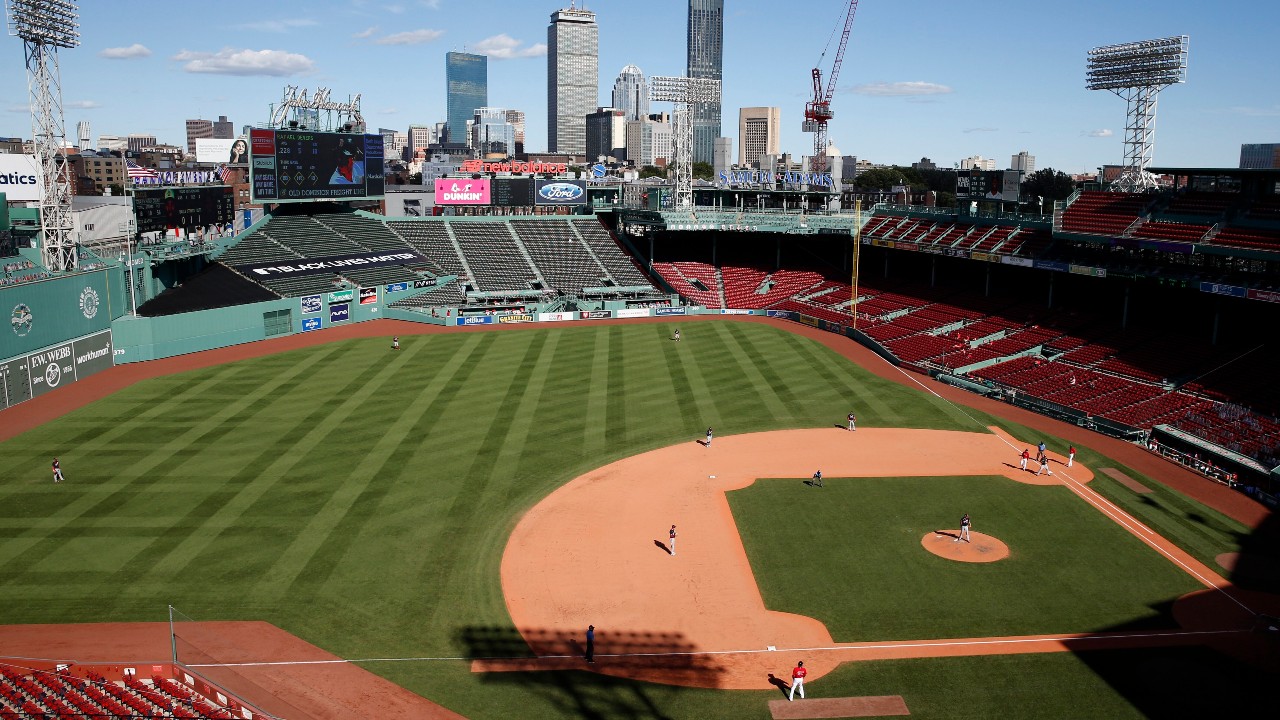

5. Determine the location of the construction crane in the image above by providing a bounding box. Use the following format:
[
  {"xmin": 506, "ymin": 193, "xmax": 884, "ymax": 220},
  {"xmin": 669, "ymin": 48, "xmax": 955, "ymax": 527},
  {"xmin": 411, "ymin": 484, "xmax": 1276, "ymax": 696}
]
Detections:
[{"xmin": 804, "ymin": 0, "xmax": 860, "ymax": 175}]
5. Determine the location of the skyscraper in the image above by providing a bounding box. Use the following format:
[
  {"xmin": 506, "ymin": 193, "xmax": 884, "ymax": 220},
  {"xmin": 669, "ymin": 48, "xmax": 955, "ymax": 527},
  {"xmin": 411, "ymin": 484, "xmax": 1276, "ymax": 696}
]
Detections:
[
  {"xmin": 213, "ymin": 115, "xmax": 234, "ymax": 140},
  {"xmin": 738, "ymin": 107, "xmax": 781, "ymax": 167},
  {"xmin": 446, "ymin": 51, "xmax": 488, "ymax": 146},
  {"xmin": 611, "ymin": 65, "xmax": 649, "ymax": 122},
  {"xmin": 687, "ymin": 0, "xmax": 723, "ymax": 165},
  {"xmin": 472, "ymin": 108, "xmax": 517, "ymax": 158},
  {"xmin": 1010, "ymin": 150, "xmax": 1036, "ymax": 174},
  {"xmin": 586, "ymin": 107, "xmax": 627, "ymax": 162},
  {"xmin": 504, "ymin": 110, "xmax": 526, "ymax": 155},
  {"xmin": 76, "ymin": 120, "xmax": 91, "ymax": 150},
  {"xmin": 547, "ymin": 6, "xmax": 599, "ymax": 154}
]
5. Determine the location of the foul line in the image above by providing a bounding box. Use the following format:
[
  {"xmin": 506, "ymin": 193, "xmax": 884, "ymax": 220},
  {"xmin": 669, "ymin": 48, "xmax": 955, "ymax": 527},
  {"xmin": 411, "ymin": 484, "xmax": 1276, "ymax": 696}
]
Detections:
[
  {"xmin": 179, "ymin": 628, "xmax": 1249, "ymax": 668},
  {"xmin": 881, "ymin": 357, "xmax": 1255, "ymax": 617}
]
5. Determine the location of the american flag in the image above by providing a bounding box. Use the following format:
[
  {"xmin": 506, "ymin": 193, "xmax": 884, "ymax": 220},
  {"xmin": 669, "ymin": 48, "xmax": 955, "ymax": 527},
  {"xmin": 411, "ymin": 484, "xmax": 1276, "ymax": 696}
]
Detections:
[
  {"xmin": 217, "ymin": 164, "xmax": 233, "ymax": 184},
  {"xmin": 126, "ymin": 161, "xmax": 157, "ymax": 180}
]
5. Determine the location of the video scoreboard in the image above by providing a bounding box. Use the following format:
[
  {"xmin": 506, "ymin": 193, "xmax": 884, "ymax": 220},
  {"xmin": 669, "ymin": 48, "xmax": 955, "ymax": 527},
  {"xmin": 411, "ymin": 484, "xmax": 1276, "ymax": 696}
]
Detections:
[{"xmin": 250, "ymin": 129, "xmax": 385, "ymax": 203}]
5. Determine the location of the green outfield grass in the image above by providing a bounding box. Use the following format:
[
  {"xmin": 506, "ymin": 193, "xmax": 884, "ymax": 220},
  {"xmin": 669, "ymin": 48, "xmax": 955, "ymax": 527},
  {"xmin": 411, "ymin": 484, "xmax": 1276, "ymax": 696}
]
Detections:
[
  {"xmin": 728, "ymin": 474, "xmax": 1205, "ymax": 640},
  {"xmin": 0, "ymin": 321, "xmax": 1262, "ymax": 719}
]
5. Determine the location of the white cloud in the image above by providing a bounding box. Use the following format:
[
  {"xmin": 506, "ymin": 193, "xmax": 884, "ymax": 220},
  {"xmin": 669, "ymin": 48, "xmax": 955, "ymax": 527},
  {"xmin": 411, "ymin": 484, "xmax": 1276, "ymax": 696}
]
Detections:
[
  {"xmin": 173, "ymin": 48, "xmax": 315, "ymax": 76},
  {"xmin": 99, "ymin": 44, "xmax": 151, "ymax": 60},
  {"xmin": 963, "ymin": 127, "xmax": 998, "ymax": 134},
  {"xmin": 420, "ymin": 0, "xmax": 441, "ymax": 8},
  {"xmin": 470, "ymin": 33, "xmax": 546, "ymax": 59},
  {"xmin": 381, "ymin": 107, "xmax": 398, "ymax": 115},
  {"xmin": 384, "ymin": 4, "xmax": 406, "ymax": 14},
  {"xmin": 65, "ymin": 100, "xmax": 101, "ymax": 110},
  {"xmin": 850, "ymin": 81, "xmax": 952, "ymax": 97},
  {"xmin": 353, "ymin": 26, "xmax": 378, "ymax": 39},
  {"xmin": 375, "ymin": 28, "xmax": 445, "ymax": 46},
  {"xmin": 1083, "ymin": 129, "xmax": 1113, "ymax": 138},
  {"xmin": 240, "ymin": 18, "xmax": 318, "ymax": 33}
]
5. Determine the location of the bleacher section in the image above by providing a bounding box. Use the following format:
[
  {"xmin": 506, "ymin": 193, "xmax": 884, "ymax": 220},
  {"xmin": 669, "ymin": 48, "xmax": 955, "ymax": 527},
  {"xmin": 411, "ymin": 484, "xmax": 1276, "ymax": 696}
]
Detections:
[
  {"xmin": 388, "ymin": 280, "xmax": 466, "ymax": 310},
  {"xmin": 572, "ymin": 218, "xmax": 653, "ymax": 287},
  {"xmin": 386, "ymin": 221, "xmax": 462, "ymax": 277},
  {"xmin": 513, "ymin": 220, "xmax": 610, "ymax": 293},
  {"xmin": 1131, "ymin": 220, "xmax": 1212, "ymax": 243},
  {"xmin": 450, "ymin": 223, "xmax": 541, "ymax": 293}
]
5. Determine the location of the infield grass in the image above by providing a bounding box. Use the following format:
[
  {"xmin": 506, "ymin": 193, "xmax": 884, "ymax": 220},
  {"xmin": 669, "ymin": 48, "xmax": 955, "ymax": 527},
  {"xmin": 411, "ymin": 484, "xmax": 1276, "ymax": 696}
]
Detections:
[{"xmin": 0, "ymin": 320, "xmax": 1262, "ymax": 719}]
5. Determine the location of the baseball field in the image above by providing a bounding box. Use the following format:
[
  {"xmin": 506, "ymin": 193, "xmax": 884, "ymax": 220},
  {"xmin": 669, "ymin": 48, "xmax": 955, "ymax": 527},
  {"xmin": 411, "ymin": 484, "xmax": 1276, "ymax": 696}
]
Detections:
[{"xmin": 0, "ymin": 317, "xmax": 1274, "ymax": 719}]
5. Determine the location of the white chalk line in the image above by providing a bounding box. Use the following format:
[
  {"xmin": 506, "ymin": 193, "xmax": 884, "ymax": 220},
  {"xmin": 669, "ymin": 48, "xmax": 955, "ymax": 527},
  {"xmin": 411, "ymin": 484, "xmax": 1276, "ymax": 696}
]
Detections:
[
  {"xmin": 883, "ymin": 358, "xmax": 1256, "ymax": 617},
  {"xmin": 180, "ymin": 628, "xmax": 1249, "ymax": 668}
]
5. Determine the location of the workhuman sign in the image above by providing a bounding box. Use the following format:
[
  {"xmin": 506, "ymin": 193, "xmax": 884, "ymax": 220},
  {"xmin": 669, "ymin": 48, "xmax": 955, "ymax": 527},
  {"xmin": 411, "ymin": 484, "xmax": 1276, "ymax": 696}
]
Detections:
[{"xmin": 0, "ymin": 154, "xmax": 42, "ymax": 201}]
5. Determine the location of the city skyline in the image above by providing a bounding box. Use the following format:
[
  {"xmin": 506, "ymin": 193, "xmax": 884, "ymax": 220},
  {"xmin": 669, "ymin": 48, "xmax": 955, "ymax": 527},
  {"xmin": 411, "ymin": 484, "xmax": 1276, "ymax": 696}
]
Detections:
[{"xmin": 0, "ymin": 0, "xmax": 1276, "ymax": 173}]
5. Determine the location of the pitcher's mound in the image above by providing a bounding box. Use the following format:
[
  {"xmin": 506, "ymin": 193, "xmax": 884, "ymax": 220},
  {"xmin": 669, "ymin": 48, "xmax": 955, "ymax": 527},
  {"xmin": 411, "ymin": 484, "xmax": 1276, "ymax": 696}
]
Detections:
[{"xmin": 922, "ymin": 531, "xmax": 1009, "ymax": 562}]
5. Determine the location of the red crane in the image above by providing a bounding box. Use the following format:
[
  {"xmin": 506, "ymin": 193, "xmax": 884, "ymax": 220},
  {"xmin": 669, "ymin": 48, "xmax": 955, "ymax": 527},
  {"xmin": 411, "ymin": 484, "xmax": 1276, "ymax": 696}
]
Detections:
[{"xmin": 804, "ymin": 0, "xmax": 860, "ymax": 175}]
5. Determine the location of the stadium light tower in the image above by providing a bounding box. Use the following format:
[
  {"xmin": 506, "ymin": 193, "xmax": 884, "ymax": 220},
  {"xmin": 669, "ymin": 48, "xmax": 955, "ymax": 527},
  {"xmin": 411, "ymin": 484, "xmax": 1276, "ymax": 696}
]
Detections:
[
  {"xmin": 1086, "ymin": 35, "xmax": 1188, "ymax": 193},
  {"xmin": 650, "ymin": 75, "xmax": 721, "ymax": 209},
  {"xmin": 6, "ymin": 0, "xmax": 80, "ymax": 272}
]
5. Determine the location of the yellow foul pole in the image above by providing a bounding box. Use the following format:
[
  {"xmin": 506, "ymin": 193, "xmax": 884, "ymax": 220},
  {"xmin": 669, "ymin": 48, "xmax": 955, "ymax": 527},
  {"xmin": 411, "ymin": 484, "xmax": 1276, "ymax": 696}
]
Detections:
[{"xmin": 851, "ymin": 199, "xmax": 862, "ymax": 331}]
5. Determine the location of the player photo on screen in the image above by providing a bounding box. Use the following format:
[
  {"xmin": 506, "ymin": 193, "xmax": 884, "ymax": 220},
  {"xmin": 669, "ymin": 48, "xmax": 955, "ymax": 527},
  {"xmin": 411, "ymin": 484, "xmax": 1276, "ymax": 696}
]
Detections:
[{"xmin": 329, "ymin": 137, "xmax": 366, "ymax": 186}]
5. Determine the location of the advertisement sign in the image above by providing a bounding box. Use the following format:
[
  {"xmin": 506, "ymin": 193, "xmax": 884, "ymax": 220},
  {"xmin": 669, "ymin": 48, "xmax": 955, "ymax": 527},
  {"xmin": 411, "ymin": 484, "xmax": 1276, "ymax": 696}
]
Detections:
[
  {"xmin": 655, "ymin": 307, "xmax": 687, "ymax": 316},
  {"xmin": 720, "ymin": 309, "xmax": 753, "ymax": 315},
  {"xmin": 499, "ymin": 314, "xmax": 534, "ymax": 323},
  {"xmin": 1068, "ymin": 264, "xmax": 1107, "ymax": 278},
  {"xmin": 765, "ymin": 309, "xmax": 795, "ymax": 319},
  {"xmin": 196, "ymin": 137, "xmax": 250, "ymax": 165},
  {"xmin": 616, "ymin": 308, "xmax": 650, "ymax": 318},
  {"xmin": 300, "ymin": 295, "xmax": 322, "ymax": 314},
  {"xmin": 301, "ymin": 317, "xmax": 322, "ymax": 332},
  {"xmin": 249, "ymin": 129, "xmax": 385, "ymax": 203},
  {"xmin": 413, "ymin": 279, "xmax": 435, "ymax": 289},
  {"xmin": 0, "ymin": 154, "xmax": 42, "ymax": 202},
  {"xmin": 1033, "ymin": 260, "xmax": 1070, "ymax": 273},
  {"xmin": 455, "ymin": 315, "xmax": 494, "ymax": 325},
  {"xmin": 1247, "ymin": 288, "xmax": 1280, "ymax": 303},
  {"xmin": 434, "ymin": 178, "xmax": 491, "ymax": 205},
  {"xmin": 579, "ymin": 310, "xmax": 612, "ymax": 320},
  {"xmin": 24, "ymin": 330, "xmax": 113, "ymax": 400},
  {"xmin": 1200, "ymin": 282, "xmax": 1248, "ymax": 298},
  {"xmin": 538, "ymin": 311, "xmax": 575, "ymax": 322},
  {"xmin": 460, "ymin": 159, "xmax": 568, "ymax": 175},
  {"xmin": 359, "ymin": 286, "xmax": 378, "ymax": 305},
  {"xmin": 535, "ymin": 180, "xmax": 587, "ymax": 206},
  {"xmin": 1001, "ymin": 256, "xmax": 1034, "ymax": 268},
  {"xmin": 329, "ymin": 303, "xmax": 350, "ymax": 323},
  {"xmin": 328, "ymin": 289, "xmax": 354, "ymax": 303},
  {"xmin": 236, "ymin": 250, "xmax": 424, "ymax": 279},
  {"xmin": 385, "ymin": 282, "xmax": 409, "ymax": 293}
]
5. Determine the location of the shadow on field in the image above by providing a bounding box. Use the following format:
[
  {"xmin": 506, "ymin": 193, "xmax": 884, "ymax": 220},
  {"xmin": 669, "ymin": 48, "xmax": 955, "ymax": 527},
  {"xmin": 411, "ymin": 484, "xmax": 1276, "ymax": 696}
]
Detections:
[
  {"xmin": 1073, "ymin": 509, "xmax": 1280, "ymax": 717},
  {"xmin": 459, "ymin": 625, "xmax": 725, "ymax": 720}
]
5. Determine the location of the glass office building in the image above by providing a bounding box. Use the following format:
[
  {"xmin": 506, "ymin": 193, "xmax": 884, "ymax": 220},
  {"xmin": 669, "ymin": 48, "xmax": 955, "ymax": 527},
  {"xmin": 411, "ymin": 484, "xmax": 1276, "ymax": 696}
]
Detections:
[
  {"xmin": 547, "ymin": 6, "xmax": 599, "ymax": 154},
  {"xmin": 446, "ymin": 52, "xmax": 488, "ymax": 146},
  {"xmin": 687, "ymin": 0, "xmax": 723, "ymax": 165}
]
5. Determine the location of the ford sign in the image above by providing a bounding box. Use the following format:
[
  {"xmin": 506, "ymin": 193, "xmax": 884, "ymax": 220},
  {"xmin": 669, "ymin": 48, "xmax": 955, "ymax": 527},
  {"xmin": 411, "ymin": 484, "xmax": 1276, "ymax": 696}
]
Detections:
[{"xmin": 535, "ymin": 180, "xmax": 586, "ymax": 205}]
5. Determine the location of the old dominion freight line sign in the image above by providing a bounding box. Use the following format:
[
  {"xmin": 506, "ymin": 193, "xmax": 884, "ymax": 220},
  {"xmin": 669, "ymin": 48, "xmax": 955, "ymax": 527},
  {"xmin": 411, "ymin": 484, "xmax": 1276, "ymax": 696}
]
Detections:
[{"xmin": 717, "ymin": 170, "xmax": 835, "ymax": 188}]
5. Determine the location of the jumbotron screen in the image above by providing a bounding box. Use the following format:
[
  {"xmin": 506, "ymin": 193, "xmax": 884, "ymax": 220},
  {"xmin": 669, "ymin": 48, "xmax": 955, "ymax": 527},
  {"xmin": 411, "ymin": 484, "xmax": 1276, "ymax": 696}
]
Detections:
[
  {"xmin": 249, "ymin": 129, "xmax": 385, "ymax": 203},
  {"xmin": 133, "ymin": 186, "xmax": 235, "ymax": 233}
]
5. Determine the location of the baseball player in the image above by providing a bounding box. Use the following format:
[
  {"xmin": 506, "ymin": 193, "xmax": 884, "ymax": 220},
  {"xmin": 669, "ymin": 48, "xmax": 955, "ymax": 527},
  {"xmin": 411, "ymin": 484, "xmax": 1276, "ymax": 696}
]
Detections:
[
  {"xmin": 392, "ymin": 336, "xmax": 400, "ymax": 350},
  {"xmin": 51, "ymin": 457, "xmax": 64, "ymax": 483},
  {"xmin": 788, "ymin": 660, "xmax": 807, "ymax": 701},
  {"xmin": 1038, "ymin": 441, "xmax": 1047, "ymax": 457},
  {"xmin": 669, "ymin": 525, "xmax": 677, "ymax": 556},
  {"xmin": 847, "ymin": 412, "xmax": 856, "ymax": 431},
  {"xmin": 705, "ymin": 427, "xmax": 713, "ymax": 447},
  {"xmin": 812, "ymin": 470, "xmax": 823, "ymax": 488},
  {"xmin": 956, "ymin": 513, "xmax": 972, "ymax": 543},
  {"xmin": 585, "ymin": 625, "xmax": 595, "ymax": 663},
  {"xmin": 1037, "ymin": 456, "xmax": 1052, "ymax": 476},
  {"xmin": 1068, "ymin": 446, "xmax": 1076, "ymax": 468},
  {"xmin": 673, "ymin": 328, "xmax": 681, "ymax": 342},
  {"xmin": 1019, "ymin": 449, "xmax": 1030, "ymax": 472}
]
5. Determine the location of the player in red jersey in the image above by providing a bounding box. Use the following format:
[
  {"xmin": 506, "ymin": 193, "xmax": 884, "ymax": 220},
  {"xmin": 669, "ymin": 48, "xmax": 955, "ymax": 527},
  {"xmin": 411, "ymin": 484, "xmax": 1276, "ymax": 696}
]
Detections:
[{"xmin": 788, "ymin": 660, "xmax": 807, "ymax": 700}]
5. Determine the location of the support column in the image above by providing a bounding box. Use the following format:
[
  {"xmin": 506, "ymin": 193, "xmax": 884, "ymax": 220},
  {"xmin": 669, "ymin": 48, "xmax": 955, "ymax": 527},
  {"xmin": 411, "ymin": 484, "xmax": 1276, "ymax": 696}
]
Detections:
[
  {"xmin": 1047, "ymin": 271, "xmax": 1055, "ymax": 309},
  {"xmin": 930, "ymin": 257, "xmax": 937, "ymax": 287},
  {"xmin": 1121, "ymin": 284, "xmax": 1130, "ymax": 330},
  {"xmin": 712, "ymin": 234, "xmax": 717, "ymax": 268},
  {"xmin": 1212, "ymin": 299, "xmax": 1220, "ymax": 345},
  {"xmin": 985, "ymin": 264, "xmax": 992, "ymax": 296},
  {"xmin": 883, "ymin": 252, "xmax": 890, "ymax": 278},
  {"xmin": 776, "ymin": 238, "xmax": 782, "ymax": 271},
  {"xmin": 648, "ymin": 234, "xmax": 655, "ymax": 270}
]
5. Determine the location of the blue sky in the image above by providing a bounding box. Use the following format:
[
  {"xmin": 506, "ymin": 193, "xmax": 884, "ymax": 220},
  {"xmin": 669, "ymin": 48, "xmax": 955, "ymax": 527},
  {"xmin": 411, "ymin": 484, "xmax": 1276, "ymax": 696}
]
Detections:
[{"xmin": 2, "ymin": 0, "xmax": 1276, "ymax": 173}]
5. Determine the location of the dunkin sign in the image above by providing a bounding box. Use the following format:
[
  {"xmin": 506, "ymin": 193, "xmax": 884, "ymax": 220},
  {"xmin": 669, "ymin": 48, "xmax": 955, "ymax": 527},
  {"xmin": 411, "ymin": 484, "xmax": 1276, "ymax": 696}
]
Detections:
[{"xmin": 434, "ymin": 178, "xmax": 491, "ymax": 205}]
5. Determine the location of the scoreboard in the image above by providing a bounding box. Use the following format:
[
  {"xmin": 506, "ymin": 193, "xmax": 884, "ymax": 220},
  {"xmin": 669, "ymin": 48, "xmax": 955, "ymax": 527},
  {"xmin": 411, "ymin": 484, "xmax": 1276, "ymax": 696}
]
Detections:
[
  {"xmin": 250, "ymin": 129, "xmax": 385, "ymax": 203},
  {"xmin": 491, "ymin": 178, "xmax": 532, "ymax": 206},
  {"xmin": 133, "ymin": 187, "xmax": 234, "ymax": 233}
]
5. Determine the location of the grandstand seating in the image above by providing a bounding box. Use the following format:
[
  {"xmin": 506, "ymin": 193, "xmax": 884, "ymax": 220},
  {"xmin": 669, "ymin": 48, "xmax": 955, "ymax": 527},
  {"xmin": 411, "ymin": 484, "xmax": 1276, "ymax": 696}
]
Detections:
[
  {"xmin": 1164, "ymin": 191, "xmax": 1235, "ymax": 217},
  {"xmin": 389, "ymin": 281, "xmax": 466, "ymax": 310},
  {"xmin": 1060, "ymin": 191, "xmax": 1148, "ymax": 237},
  {"xmin": 386, "ymin": 221, "xmax": 464, "ymax": 277},
  {"xmin": 1131, "ymin": 220, "xmax": 1212, "ymax": 243},
  {"xmin": 216, "ymin": 232, "xmax": 300, "ymax": 266},
  {"xmin": 259, "ymin": 273, "xmax": 345, "ymax": 298},
  {"xmin": 1212, "ymin": 226, "xmax": 1280, "ymax": 251},
  {"xmin": 0, "ymin": 667, "xmax": 234, "ymax": 719}
]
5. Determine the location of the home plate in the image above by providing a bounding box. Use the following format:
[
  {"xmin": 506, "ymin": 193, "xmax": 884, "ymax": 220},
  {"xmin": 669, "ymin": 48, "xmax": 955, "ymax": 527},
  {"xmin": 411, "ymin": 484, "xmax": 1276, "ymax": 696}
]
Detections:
[
  {"xmin": 768, "ymin": 695, "xmax": 910, "ymax": 719},
  {"xmin": 710, "ymin": 475, "xmax": 716, "ymax": 478}
]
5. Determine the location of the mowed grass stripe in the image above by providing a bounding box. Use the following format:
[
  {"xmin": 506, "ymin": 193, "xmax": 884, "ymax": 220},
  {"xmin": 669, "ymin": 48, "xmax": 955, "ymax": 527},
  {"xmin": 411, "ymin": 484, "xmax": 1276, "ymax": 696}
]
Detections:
[
  {"xmin": 137, "ymin": 338, "xmax": 467, "ymax": 581},
  {"xmin": 277, "ymin": 333, "xmax": 502, "ymax": 611},
  {"xmin": 604, "ymin": 325, "xmax": 628, "ymax": 442},
  {"xmin": 0, "ymin": 346, "xmax": 341, "ymax": 571},
  {"xmin": 581, "ymin": 325, "xmax": 612, "ymax": 457},
  {"xmin": 670, "ymin": 327, "xmax": 723, "ymax": 429},
  {"xmin": 252, "ymin": 336, "xmax": 497, "ymax": 602},
  {"xmin": 714, "ymin": 322, "xmax": 799, "ymax": 420},
  {"xmin": 652, "ymin": 324, "xmax": 701, "ymax": 431}
]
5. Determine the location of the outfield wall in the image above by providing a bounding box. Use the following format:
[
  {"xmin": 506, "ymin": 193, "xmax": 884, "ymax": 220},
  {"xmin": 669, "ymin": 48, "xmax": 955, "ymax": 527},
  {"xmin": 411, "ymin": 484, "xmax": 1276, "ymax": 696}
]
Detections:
[{"xmin": 1, "ymin": 268, "xmax": 122, "ymax": 358}]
